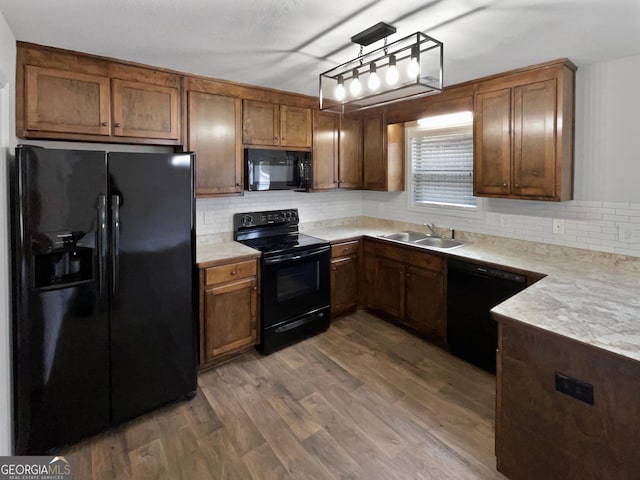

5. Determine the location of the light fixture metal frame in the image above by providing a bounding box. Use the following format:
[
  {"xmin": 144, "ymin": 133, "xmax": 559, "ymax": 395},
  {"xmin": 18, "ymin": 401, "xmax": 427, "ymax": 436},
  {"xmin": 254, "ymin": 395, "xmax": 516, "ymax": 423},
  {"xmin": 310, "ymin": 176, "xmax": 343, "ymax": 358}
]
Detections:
[{"xmin": 319, "ymin": 30, "xmax": 443, "ymax": 113}]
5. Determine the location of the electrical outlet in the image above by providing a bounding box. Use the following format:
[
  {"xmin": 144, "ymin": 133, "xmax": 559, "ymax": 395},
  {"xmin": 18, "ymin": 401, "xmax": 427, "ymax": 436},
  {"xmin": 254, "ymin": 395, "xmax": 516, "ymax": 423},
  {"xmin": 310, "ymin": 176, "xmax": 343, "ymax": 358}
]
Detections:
[
  {"xmin": 619, "ymin": 224, "xmax": 633, "ymax": 242},
  {"xmin": 553, "ymin": 219, "xmax": 565, "ymax": 235}
]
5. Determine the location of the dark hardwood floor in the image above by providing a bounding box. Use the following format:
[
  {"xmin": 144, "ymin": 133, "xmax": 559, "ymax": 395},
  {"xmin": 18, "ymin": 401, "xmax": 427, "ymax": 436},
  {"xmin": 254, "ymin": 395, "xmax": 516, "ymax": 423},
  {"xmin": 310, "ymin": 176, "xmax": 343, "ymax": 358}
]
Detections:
[{"xmin": 65, "ymin": 311, "xmax": 507, "ymax": 479}]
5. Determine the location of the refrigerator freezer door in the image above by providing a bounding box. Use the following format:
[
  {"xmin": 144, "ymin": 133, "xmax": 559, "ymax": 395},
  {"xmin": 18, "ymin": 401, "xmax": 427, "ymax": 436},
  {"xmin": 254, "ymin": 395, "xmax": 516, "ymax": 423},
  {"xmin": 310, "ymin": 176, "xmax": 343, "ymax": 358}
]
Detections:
[
  {"xmin": 11, "ymin": 146, "xmax": 109, "ymax": 454},
  {"xmin": 108, "ymin": 152, "xmax": 197, "ymax": 425}
]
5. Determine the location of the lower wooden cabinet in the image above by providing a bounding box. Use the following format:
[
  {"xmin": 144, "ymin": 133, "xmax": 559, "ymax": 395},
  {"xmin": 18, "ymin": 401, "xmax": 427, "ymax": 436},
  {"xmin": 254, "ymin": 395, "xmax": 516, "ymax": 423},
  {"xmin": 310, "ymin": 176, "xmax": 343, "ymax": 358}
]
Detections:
[
  {"xmin": 330, "ymin": 240, "xmax": 360, "ymax": 318},
  {"xmin": 362, "ymin": 238, "xmax": 446, "ymax": 344},
  {"xmin": 496, "ymin": 320, "xmax": 640, "ymax": 479},
  {"xmin": 200, "ymin": 258, "xmax": 259, "ymax": 367}
]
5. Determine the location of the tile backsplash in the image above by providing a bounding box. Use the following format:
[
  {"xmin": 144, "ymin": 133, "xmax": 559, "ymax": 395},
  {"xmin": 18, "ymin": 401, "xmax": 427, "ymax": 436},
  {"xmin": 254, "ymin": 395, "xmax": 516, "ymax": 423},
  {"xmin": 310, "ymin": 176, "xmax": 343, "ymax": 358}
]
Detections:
[
  {"xmin": 196, "ymin": 189, "xmax": 363, "ymax": 240},
  {"xmin": 195, "ymin": 189, "xmax": 640, "ymax": 258}
]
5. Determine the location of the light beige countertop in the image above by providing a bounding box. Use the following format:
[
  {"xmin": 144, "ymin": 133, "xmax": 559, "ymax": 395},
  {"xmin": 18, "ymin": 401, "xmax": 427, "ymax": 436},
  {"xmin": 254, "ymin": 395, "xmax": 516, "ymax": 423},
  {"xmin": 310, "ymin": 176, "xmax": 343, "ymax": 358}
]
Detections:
[
  {"xmin": 196, "ymin": 241, "xmax": 261, "ymax": 268},
  {"xmin": 305, "ymin": 224, "xmax": 640, "ymax": 363}
]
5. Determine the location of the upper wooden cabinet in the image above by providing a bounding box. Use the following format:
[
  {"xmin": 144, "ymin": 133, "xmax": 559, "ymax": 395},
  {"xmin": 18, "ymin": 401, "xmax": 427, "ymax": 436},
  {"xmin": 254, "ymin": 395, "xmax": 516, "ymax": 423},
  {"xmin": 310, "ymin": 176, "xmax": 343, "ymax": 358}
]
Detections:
[
  {"xmin": 187, "ymin": 88, "xmax": 243, "ymax": 197},
  {"xmin": 24, "ymin": 66, "xmax": 112, "ymax": 136},
  {"xmin": 111, "ymin": 79, "xmax": 179, "ymax": 140},
  {"xmin": 243, "ymin": 100, "xmax": 311, "ymax": 149},
  {"xmin": 312, "ymin": 111, "xmax": 363, "ymax": 190},
  {"xmin": 339, "ymin": 115, "xmax": 363, "ymax": 189},
  {"xmin": 17, "ymin": 43, "xmax": 181, "ymax": 144},
  {"xmin": 362, "ymin": 112, "xmax": 404, "ymax": 191},
  {"xmin": 312, "ymin": 110, "xmax": 339, "ymax": 189},
  {"xmin": 473, "ymin": 60, "xmax": 576, "ymax": 201}
]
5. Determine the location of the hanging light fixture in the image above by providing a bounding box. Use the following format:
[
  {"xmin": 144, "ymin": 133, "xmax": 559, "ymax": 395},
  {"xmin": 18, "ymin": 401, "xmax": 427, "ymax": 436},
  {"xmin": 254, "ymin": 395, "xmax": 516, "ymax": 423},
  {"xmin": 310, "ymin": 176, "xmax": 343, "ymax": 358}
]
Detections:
[{"xmin": 319, "ymin": 22, "xmax": 443, "ymax": 113}]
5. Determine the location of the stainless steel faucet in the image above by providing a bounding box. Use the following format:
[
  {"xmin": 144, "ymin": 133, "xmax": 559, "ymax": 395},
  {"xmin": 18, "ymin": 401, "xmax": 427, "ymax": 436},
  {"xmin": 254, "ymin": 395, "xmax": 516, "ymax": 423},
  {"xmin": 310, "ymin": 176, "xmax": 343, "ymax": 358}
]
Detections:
[{"xmin": 424, "ymin": 222, "xmax": 438, "ymax": 237}]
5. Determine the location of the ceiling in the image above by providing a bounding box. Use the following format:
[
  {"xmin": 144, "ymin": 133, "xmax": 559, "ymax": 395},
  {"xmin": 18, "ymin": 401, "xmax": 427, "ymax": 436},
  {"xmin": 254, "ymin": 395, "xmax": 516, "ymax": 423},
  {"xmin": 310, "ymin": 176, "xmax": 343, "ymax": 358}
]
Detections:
[{"xmin": 2, "ymin": 0, "xmax": 640, "ymax": 98}]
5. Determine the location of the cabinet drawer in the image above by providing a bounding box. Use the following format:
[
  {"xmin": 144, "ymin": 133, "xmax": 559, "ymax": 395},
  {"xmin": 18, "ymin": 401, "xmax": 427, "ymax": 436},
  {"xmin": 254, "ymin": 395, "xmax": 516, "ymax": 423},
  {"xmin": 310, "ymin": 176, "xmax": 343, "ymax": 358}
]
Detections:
[
  {"xmin": 375, "ymin": 242, "xmax": 405, "ymax": 262},
  {"xmin": 331, "ymin": 240, "xmax": 360, "ymax": 258},
  {"xmin": 406, "ymin": 250, "xmax": 444, "ymax": 273},
  {"xmin": 205, "ymin": 260, "xmax": 257, "ymax": 286}
]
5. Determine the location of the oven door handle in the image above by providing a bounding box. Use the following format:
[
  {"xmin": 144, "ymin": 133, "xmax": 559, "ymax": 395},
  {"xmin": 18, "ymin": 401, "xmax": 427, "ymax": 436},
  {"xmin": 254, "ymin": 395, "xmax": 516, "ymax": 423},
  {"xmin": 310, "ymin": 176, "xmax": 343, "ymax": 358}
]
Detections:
[{"xmin": 263, "ymin": 246, "xmax": 330, "ymax": 265}]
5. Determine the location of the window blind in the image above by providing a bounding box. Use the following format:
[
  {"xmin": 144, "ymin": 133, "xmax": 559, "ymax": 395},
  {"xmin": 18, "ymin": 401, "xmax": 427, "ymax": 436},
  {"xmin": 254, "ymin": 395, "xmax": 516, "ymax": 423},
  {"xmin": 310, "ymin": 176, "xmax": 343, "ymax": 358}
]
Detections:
[{"xmin": 410, "ymin": 131, "xmax": 476, "ymax": 207}]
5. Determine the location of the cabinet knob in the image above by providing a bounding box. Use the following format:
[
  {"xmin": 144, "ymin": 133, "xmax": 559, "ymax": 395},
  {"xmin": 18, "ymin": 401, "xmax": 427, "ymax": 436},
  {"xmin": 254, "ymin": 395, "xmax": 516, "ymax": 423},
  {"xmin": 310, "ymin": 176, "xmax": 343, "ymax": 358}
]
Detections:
[
  {"xmin": 502, "ymin": 183, "xmax": 508, "ymax": 188},
  {"xmin": 230, "ymin": 271, "xmax": 237, "ymax": 276},
  {"xmin": 253, "ymin": 286, "xmax": 257, "ymax": 291},
  {"xmin": 236, "ymin": 183, "xmax": 241, "ymax": 187},
  {"xmin": 514, "ymin": 183, "xmax": 520, "ymax": 188},
  {"xmin": 114, "ymin": 123, "xmax": 122, "ymax": 128},
  {"xmin": 332, "ymin": 267, "xmax": 337, "ymax": 271},
  {"xmin": 101, "ymin": 122, "xmax": 109, "ymax": 127}
]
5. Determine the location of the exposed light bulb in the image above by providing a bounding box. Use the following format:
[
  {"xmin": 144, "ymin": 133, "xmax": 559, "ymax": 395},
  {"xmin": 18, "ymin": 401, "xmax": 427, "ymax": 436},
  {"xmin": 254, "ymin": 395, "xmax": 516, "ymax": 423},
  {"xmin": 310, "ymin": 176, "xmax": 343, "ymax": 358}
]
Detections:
[
  {"xmin": 350, "ymin": 69, "xmax": 362, "ymax": 96},
  {"xmin": 408, "ymin": 48, "xmax": 420, "ymax": 79},
  {"xmin": 335, "ymin": 76, "xmax": 345, "ymax": 101},
  {"xmin": 386, "ymin": 55, "xmax": 399, "ymax": 85},
  {"xmin": 368, "ymin": 63, "xmax": 380, "ymax": 91}
]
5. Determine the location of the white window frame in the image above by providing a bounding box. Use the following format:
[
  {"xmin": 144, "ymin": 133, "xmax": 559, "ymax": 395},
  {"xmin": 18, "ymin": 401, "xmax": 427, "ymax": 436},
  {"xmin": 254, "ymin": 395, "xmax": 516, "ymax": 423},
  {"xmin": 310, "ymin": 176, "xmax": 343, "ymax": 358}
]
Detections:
[{"xmin": 406, "ymin": 121, "xmax": 484, "ymax": 219}]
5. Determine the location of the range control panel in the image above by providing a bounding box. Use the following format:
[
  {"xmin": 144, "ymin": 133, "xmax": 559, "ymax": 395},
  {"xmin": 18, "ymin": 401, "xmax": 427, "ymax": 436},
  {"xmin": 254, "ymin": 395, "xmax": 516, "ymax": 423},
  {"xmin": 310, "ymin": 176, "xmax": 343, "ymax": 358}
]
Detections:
[{"xmin": 233, "ymin": 209, "xmax": 299, "ymax": 230}]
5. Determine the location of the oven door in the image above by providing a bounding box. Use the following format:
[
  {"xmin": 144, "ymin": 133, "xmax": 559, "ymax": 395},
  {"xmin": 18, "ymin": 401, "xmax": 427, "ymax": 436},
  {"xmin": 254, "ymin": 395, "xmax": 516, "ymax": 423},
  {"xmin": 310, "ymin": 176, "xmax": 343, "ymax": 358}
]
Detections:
[{"xmin": 261, "ymin": 245, "xmax": 330, "ymax": 326}]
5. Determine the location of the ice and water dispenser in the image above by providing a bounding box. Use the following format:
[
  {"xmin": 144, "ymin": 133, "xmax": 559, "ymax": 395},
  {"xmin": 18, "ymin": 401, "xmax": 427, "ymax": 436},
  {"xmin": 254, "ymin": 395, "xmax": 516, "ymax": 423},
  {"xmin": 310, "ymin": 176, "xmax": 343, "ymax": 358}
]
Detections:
[{"xmin": 31, "ymin": 231, "xmax": 94, "ymax": 289}]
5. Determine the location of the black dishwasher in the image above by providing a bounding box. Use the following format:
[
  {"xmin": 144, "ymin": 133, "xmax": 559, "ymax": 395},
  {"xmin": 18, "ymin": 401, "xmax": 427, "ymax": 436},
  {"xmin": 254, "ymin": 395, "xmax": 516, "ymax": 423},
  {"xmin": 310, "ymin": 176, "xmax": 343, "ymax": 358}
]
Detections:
[{"xmin": 447, "ymin": 259, "xmax": 528, "ymax": 372}]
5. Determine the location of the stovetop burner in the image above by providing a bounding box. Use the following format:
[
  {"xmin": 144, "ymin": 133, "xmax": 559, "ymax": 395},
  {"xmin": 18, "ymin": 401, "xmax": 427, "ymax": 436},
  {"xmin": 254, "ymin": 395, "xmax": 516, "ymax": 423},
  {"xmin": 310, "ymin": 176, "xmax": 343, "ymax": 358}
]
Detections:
[
  {"xmin": 233, "ymin": 209, "xmax": 328, "ymax": 255},
  {"xmin": 240, "ymin": 233, "xmax": 327, "ymax": 255}
]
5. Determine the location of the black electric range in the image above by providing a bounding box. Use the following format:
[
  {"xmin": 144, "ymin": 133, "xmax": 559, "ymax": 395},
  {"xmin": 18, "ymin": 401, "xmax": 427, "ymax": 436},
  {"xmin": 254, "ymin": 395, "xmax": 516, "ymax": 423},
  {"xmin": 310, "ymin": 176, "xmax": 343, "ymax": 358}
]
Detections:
[{"xmin": 233, "ymin": 209, "xmax": 331, "ymax": 353}]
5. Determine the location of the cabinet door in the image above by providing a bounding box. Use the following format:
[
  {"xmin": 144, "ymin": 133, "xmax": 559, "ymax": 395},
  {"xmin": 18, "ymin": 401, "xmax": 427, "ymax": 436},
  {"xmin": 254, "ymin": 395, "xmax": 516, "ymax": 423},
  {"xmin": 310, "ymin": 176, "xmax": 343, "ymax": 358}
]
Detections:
[
  {"xmin": 242, "ymin": 100, "xmax": 280, "ymax": 145},
  {"xmin": 474, "ymin": 88, "xmax": 512, "ymax": 196},
  {"xmin": 361, "ymin": 241, "xmax": 377, "ymax": 309},
  {"xmin": 339, "ymin": 115, "xmax": 363, "ymax": 188},
  {"xmin": 111, "ymin": 79, "xmax": 180, "ymax": 140},
  {"xmin": 513, "ymin": 79, "xmax": 557, "ymax": 198},
  {"xmin": 281, "ymin": 105, "xmax": 312, "ymax": 148},
  {"xmin": 24, "ymin": 65, "xmax": 111, "ymax": 136},
  {"xmin": 330, "ymin": 255, "xmax": 359, "ymax": 318},
  {"xmin": 312, "ymin": 110, "xmax": 339, "ymax": 189},
  {"xmin": 204, "ymin": 277, "xmax": 258, "ymax": 361},
  {"xmin": 188, "ymin": 91, "xmax": 242, "ymax": 196},
  {"xmin": 375, "ymin": 256, "xmax": 405, "ymax": 319},
  {"xmin": 405, "ymin": 265, "xmax": 445, "ymax": 341},
  {"xmin": 362, "ymin": 113, "xmax": 386, "ymax": 190}
]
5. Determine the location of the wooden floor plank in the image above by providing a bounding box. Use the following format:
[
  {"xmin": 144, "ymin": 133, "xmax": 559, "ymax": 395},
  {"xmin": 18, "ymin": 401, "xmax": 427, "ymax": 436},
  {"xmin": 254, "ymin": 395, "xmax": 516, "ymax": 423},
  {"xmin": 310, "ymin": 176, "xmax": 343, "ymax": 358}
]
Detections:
[{"xmin": 61, "ymin": 310, "xmax": 506, "ymax": 480}]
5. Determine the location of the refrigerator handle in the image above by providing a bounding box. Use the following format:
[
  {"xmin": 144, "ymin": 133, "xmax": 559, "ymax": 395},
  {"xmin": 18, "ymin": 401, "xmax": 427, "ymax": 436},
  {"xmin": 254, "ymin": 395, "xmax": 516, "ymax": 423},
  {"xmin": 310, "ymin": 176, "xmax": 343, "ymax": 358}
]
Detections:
[
  {"xmin": 97, "ymin": 195, "xmax": 108, "ymax": 299},
  {"xmin": 111, "ymin": 195, "xmax": 120, "ymax": 297}
]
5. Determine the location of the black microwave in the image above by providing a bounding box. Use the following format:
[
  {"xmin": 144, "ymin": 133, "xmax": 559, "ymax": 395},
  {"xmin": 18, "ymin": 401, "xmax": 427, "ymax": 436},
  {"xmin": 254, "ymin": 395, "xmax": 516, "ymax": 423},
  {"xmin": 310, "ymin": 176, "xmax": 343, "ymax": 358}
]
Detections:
[{"xmin": 245, "ymin": 149, "xmax": 311, "ymax": 191}]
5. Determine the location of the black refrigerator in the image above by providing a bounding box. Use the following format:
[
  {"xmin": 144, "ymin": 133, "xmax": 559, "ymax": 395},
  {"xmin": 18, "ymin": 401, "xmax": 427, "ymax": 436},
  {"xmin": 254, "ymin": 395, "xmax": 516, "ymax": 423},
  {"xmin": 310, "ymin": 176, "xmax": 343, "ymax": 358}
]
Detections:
[{"xmin": 10, "ymin": 145, "xmax": 198, "ymax": 455}]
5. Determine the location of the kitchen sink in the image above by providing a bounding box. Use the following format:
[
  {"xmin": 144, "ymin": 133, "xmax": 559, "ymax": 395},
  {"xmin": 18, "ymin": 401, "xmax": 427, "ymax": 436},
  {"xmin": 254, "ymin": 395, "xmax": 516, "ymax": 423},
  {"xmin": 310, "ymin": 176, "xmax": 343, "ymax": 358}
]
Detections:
[
  {"xmin": 413, "ymin": 237, "xmax": 464, "ymax": 249},
  {"xmin": 381, "ymin": 231, "xmax": 431, "ymax": 242},
  {"xmin": 380, "ymin": 231, "xmax": 465, "ymax": 249}
]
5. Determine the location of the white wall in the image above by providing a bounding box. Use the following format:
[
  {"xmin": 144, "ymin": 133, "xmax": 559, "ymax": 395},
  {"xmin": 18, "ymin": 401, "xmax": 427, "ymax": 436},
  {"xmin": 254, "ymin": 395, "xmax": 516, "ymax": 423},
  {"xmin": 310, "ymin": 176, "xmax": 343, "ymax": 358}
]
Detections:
[
  {"xmin": 361, "ymin": 53, "xmax": 640, "ymax": 258},
  {"xmin": 0, "ymin": 8, "xmax": 15, "ymax": 456}
]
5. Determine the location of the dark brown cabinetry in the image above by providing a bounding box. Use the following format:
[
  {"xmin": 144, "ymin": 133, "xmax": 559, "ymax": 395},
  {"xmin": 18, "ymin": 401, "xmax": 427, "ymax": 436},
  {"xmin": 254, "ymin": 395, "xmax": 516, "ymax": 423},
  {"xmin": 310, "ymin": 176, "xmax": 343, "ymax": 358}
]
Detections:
[
  {"xmin": 312, "ymin": 110, "xmax": 339, "ymax": 189},
  {"xmin": 187, "ymin": 88, "xmax": 242, "ymax": 196},
  {"xmin": 474, "ymin": 60, "xmax": 576, "ymax": 201},
  {"xmin": 362, "ymin": 113, "xmax": 404, "ymax": 191},
  {"xmin": 339, "ymin": 115, "xmax": 363, "ymax": 188},
  {"xmin": 18, "ymin": 44, "xmax": 181, "ymax": 144},
  {"xmin": 312, "ymin": 112, "xmax": 363, "ymax": 190},
  {"xmin": 243, "ymin": 100, "xmax": 311, "ymax": 148},
  {"xmin": 362, "ymin": 239, "xmax": 446, "ymax": 343},
  {"xmin": 496, "ymin": 320, "xmax": 640, "ymax": 479},
  {"xmin": 200, "ymin": 258, "xmax": 259, "ymax": 367},
  {"xmin": 404, "ymin": 250, "xmax": 446, "ymax": 341},
  {"xmin": 330, "ymin": 240, "xmax": 360, "ymax": 318}
]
